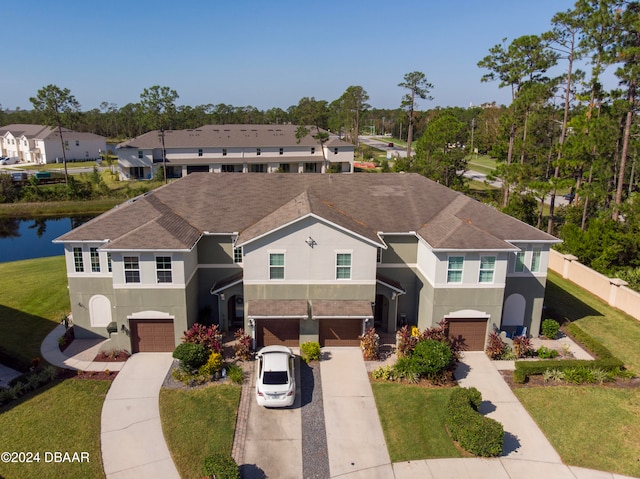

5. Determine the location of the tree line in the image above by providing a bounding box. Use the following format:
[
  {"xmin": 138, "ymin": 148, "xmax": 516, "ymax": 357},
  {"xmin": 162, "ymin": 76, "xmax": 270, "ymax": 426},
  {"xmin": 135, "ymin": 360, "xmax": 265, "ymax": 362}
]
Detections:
[{"xmin": 1, "ymin": 0, "xmax": 639, "ymax": 289}]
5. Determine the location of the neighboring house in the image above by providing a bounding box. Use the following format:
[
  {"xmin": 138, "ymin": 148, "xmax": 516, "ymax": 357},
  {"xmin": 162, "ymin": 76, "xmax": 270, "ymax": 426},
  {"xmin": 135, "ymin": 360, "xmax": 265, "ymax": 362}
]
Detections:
[
  {"xmin": 116, "ymin": 124, "xmax": 354, "ymax": 180},
  {"xmin": 54, "ymin": 173, "xmax": 559, "ymax": 354},
  {"xmin": 0, "ymin": 124, "xmax": 106, "ymax": 164}
]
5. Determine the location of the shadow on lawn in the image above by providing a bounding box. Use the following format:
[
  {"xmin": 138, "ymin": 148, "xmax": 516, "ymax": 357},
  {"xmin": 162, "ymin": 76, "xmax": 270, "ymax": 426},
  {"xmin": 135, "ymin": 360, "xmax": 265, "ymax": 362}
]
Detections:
[
  {"xmin": 544, "ymin": 277, "xmax": 602, "ymax": 324},
  {"xmin": 0, "ymin": 304, "xmax": 58, "ymax": 372}
]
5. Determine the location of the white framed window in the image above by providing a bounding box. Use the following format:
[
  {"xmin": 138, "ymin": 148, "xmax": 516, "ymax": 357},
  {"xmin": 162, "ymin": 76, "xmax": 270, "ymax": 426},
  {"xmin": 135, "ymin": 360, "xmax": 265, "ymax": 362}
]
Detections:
[
  {"xmin": 73, "ymin": 247, "xmax": 84, "ymax": 273},
  {"xmin": 198, "ymin": 149, "xmax": 203, "ymax": 157},
  {"xmin": 256, "ymin": 148, "xmax": 261, "ymax": 156},
  {"xmin": 531, "ymin": 248, "xmax": 541, "ymax": 272},
  {"xmin": 479, "ymin": 256, "xmax": 496, "ymax": 283},
  {"xmin": 90, "ymin": 247, "xmax": 100, "ymax": 273},
  {"xmin": 311, "ymin": 147, "xmax": 315, "ymax": 154},
  {"xmin": 124, "ymin": 256, "xmax": 140, "ymax": 283},
  {"xmin": 107, "ymin": 253, "xmax": 112, "ymax": 273},
  {"xmin": 233, "ymin": 247, "xmax": 243, "ymax": 263},
  {"xmin": 333, "ymin": 148, "xmax": 339, "ymax": 155},
  {"xmin": 336, "ymin": 253, "xmax": 352, "ymax": 279},
  {"xmin": 447, "ymin": 256, "xmax": 464, "ymax": 283},
  {"xmin": 156, "ymin": 256, "xmax": 172, "ymax": 283},
  {"xmin": 138, "ymin": 150, "xmax": 143, "ymax": 159},
  {"xmin": 279, "ymin": 163, "xmax": 290, "ymax": 172},
  {"xmin": 269, "ymin": 253, "xmax": 285, "ymax": 280},
  {"xmin": 279, "ymin": 148, "xmax": 284, "ymax": 155},
  {"xmin": 376, "ymin": 247, "xmax": 382, "ymax": 263},
  {"xmin": 514, "ymin": 251, "xmax": 526, "ymax": 273},
  {"xmin": 222, "ymin": 148, "xmax": 227, "ymax": 156}
]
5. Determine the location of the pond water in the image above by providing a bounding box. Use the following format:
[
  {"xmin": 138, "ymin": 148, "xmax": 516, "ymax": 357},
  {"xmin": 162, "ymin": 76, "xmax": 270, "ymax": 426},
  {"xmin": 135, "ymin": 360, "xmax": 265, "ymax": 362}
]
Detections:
[{"xmin": 0, "ymin": 216, "xmax": 95, "ymax": 263}]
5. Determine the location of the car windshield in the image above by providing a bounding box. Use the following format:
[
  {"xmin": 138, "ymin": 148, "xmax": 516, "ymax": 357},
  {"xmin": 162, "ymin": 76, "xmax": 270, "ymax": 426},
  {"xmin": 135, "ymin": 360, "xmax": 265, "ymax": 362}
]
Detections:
[{"xmin": 263, "ymin": 371, "xmax": 288, "ymax": 385}]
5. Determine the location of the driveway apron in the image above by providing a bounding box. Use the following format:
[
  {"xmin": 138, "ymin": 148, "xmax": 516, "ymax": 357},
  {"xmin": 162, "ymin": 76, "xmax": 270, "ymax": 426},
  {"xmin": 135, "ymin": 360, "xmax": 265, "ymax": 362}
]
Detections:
[
  {"xmin": 242, "ymin": 356, "xmax": 303, "ymax": 479},
  {"xmin": 320, "ymin": 348, "xmax": 393, "ymax": 478},
  {"xmin": 454, "ymin": 352, "xmax": 562, "ymax": 463},
  {"xmin": 100, "ymin": 353, "xmax": 179, "ymax": 479}
]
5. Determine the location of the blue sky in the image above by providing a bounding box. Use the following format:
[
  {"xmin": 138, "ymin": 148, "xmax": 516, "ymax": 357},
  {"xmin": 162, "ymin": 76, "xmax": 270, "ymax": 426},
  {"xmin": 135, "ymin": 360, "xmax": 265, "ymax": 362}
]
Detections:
[{"xmin": 3, "ymin": 0, "xmax": 580, "ymax": 112}]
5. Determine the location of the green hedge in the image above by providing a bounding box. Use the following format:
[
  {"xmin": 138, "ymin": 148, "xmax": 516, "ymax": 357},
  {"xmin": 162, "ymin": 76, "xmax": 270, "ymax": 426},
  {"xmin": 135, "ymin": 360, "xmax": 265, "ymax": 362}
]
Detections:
[
  {"xmin": 445, "ymin": 387, "xmax": 503, "ymax": 457},
  {"xmin": 513, "ymin": 323, "xmax": 624, "ymax": 383},
  {"xmin": 202, "ymin": 453, "xmax": 239, "ymax": 479}
]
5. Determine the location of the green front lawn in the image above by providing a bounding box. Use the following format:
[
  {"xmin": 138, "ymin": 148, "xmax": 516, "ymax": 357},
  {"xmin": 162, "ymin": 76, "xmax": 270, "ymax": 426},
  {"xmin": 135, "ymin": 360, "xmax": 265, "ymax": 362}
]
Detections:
[
  {"xmin": 160, "ymin": 384, "xmax": 241, "ymax": 479},
  {"xmin": 546, "ymin": 271, "xmax": 640, "ymax": 373},
  {"xmin": 515, "ymin": 387, "xmax": 640, "ymax": 478},
  {"xmin": 0, "ymin": 256, "xmax": 70, "ymax": 369},
  {"xmin": 0, "ymin": 379, "xmax": 110, "ymax": 479},
  {"xmin": 372, "ymin": 383, "xmax": 462, "ymax": 462}
]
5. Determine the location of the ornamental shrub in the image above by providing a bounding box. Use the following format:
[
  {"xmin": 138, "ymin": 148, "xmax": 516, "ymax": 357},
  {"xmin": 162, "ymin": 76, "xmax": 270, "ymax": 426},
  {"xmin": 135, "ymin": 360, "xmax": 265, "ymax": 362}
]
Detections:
[
  {"xmin": 485, "ymin": 332, "xmax": 506, "ymax": 360},
  {"xmin": 359, "ymin": 328, "xmax": 379, "ymax": 361},
  {"xmin": 536, "ymin": 346, "xmax": 559, "ymax": 359},
  {"xmin": 411, "ymin": 339, "xmax": 453, "ymax": 380},
  {"xmin": 445, "ymin": 387, "xmax": 503, "ymax": 457},
  {"xmin": 173, "ymin": 343, "xmax": 209, "ymax": 372},
  {"xmin": 541, "ymin": 319, "xmax": 560, "ymax": 339},
  {"xmin": 233, "ymin": 328, "xmax": 253, "ymax": 361},
  {"xmin": 198, "ymin": 351, "xmax": 223, "ymax": 377},
  {"xmin": 300, "ymin": 341, "xmax": 321, "ymax": 363},
  {"xmin": 182, "ymin": 323, "xmax": 222, "ymax": 354},
  {"xmin": 202, "ymin": 453, "xmax": 240, "ymax": 479},
  {"xmin": 512, "ymin": 335, "xmax": 533, "ymax": 358}
]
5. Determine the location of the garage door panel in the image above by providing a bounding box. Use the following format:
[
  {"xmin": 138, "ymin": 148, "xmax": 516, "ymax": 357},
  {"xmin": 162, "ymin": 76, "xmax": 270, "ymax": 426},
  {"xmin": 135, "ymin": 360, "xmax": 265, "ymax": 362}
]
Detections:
[
  {"xmin": 130, "ymin": 319, "xmax": 175, "ymax": 353},
  {"xmin": 257, "ymin": 319, "xmax": 299, "ymax": 348},
  {"xmin": 320, "ymin": 319, "xmax": 362, "ymax": 347},
  {"xmin": 447, "ymin": 319, "xmax": 488, "ymax": 351}
]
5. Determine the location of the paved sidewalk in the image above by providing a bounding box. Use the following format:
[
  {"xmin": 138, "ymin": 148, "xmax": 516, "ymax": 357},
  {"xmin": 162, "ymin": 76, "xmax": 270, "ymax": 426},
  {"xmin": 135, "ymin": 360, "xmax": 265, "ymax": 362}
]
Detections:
[
  {"xmin": 321, "ymin": 348, "xmax": 393, "ymax": 479},
  {"xmin": 40, "ymin": 324, "xmax": 126, "ymax": 372},
  {"xmin": 101, "ymin": 353, "xmax": 179, "ymax": 479},
  {"xmin": 455, "ymin": 351, "xmax": 562, "ymax": 463}
]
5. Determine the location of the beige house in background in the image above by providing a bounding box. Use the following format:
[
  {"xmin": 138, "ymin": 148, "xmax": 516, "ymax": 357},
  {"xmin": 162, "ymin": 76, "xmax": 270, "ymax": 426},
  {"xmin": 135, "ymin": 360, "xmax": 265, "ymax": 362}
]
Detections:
[
  {"xmin": 54, "ymin": 173, "xmax": 559, "ymax": 355},
  {"xmin": 116, "ymin": 124, "xmax": 354, "ymax": 180},
  {"xmin": 0, "ymin": 123, "xmax": 106, "ymax": 164}
]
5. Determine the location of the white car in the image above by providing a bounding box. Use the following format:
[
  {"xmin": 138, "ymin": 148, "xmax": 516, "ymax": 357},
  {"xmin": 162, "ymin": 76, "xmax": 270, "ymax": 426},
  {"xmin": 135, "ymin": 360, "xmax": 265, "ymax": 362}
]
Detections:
[
  {"xmin": 0, "ymin": 157, "xmax": 18, "ymax": 165},
  {"xmin": 255, "ymin": 345, "xmax": 296, "ymax": 407}
]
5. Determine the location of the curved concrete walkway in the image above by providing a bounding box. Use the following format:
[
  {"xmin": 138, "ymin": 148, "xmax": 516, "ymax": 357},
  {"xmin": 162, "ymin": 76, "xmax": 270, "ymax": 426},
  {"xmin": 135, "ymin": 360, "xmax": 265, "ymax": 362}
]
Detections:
[
  {"xmin": 41, "ymin": 327, "xmax": 637, "ymax": 479},
  {"xmin": 101, "ymin": 353, "xmax": 179, "ymax": 479}
]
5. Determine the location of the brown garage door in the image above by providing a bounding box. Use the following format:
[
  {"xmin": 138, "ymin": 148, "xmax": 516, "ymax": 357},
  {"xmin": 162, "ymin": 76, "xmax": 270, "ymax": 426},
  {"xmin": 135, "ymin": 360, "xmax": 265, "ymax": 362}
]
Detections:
[
  {"xmin": 319, "ymin": 318, "xmax": 362, "ymax": 347},
  {"xmin": 130, "ymin": 319, "xmax": 175, "ymax": 353},
  {"xmin": 447, "ymin": 318, "xmax": 488, "ymax": 351},
  {"xmin": 256, "ymin": 319, "xmax": 300, "ymax": 348}
]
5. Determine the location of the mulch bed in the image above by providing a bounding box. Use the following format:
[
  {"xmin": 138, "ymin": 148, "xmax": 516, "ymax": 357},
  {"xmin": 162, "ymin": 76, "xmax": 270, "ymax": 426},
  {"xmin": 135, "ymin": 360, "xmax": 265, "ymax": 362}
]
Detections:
[
  {"xmin": 500, "ymin": 370, "xmax": 640, "ymax": 389},
  {"xmin": 58, "ymin": 368, "xmax": 118, "ymax": 381},
  {"xmin": 93, "ymin": 350, "xmax": 130, "ymax": 362},
  {"xmin": 58, "ymin": 327, "xmax": 75, "ymax": 352}
]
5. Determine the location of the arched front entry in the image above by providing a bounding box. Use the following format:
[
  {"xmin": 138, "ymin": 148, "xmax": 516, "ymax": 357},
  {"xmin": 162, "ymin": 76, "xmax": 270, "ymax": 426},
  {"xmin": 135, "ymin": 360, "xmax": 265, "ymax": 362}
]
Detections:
[
  {"xmin": 227, "ymin": 295, "xmax": 244, "ymax": 327},
  {"xmin": 89, "ymin": 295, "xmax": 112, "ymax": 327},
  {"xmin": 374, "ymin": 294, "xmax": 389, "ymax": 332},
  {"xmin": 502, "ymin": 294, "xmax": 526, "ymax": 327}
]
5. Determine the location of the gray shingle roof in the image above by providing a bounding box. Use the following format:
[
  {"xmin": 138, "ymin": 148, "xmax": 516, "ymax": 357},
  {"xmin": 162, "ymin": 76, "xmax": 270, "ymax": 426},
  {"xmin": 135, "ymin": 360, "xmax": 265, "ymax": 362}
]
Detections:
[
  {"xmin": 56, "ymin": 173, "xmax": 558, "ymax": 251},
  {"xmin": 117, "ymin": 124, "xmax": 352, "ymax": 149}
]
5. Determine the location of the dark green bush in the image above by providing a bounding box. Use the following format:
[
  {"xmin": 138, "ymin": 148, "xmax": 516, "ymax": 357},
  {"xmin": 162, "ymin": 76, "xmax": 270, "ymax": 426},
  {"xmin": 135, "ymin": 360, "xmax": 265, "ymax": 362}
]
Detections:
[
  {"xmin": 300, "ymin": 341, "xmax": 321, "ymax": 362},
  {"xmin": 202, "ymin": 453, "xmax": 240, "ymax": 479},
  {"xmin": 172, "ymin": 343, "xmax": 209, "ymax": 372},
  {"xmin": 411, "ymin": 339, "xmax": 454, "ymax": 379},
  {"xmin": 513, "ymin": 322, "xmax": 626, "ymax": 383},
  {"xmin": 445, "ymin": 387, "xmax": 503, "ymax": 457},
  {"xmin": 541, "ymin": 319, "xmax": 560, "ymax": 339}
]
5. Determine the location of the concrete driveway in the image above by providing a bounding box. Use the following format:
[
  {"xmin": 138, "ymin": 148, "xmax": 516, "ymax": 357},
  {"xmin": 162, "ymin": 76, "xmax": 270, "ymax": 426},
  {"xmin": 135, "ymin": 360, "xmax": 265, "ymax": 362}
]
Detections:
[{"xmin": 242, "ymin": 356, "xmax": 303, "ymax": 479}]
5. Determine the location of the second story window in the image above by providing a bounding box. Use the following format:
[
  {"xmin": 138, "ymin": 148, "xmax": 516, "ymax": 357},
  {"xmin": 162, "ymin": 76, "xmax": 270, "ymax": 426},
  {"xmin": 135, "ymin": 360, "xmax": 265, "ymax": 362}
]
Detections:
[
  {"xmin": 531, "ymin": 248, "xmax": 541, "ymax": 272},
  {"xmin": 222, "ymin": 148, "xmax": 227, "ymax": 156},
  {"xmin": 73, "ymin": 247, "xmax": 84, "ymax": 273},
  {"xmin": 515, "ymin": 251, "xmax": 526, "ymax": 273},
  {"xmin": 234, "ymin": 247, "xmax": 243, "ymax": 263},
  {"xmin": 138, "ymin": 150, "xmax": 143, "ymax": 159},
  {"xmin": 479, "ymin": 256, "xmax": 495, "ymax": 283},
  {"xmin": 124, "ymin": 256, "xmax": 140, "ymax": 283},
  {"xmin": 447, "ymin": 256, "xmax": 464, "ymax": 283},
  {"xmin": 311, "ymin": 147, "xmax": 315, "ymax": 154},
  {"xmin": 256, "ymin": 148, "xmax": 261, "ymax": 156},
  {"xmin": 198, "ymin": 149, "xmax": 203, "ymax": 157},
  {"xmin": 269, "ymin": 253, "xmax": 285, "ymax": 280},
  {"xmin": 334, "ymin": 148, "xmax": 339, "ymax": 154},
  {"xmin": 156, "ymin": 256, "xmax": 172, "ymax": 283},
  {"xmin": 107, "ymin": 253, "xmax": 112, "ymax": 272},
  {"xmin": 90, "ymin": 247, "xmax": 100, "ymax": 273},
  {"xmin": 279, "ymin": 148, "xmax": 284, "ymax": 155},
  {"xmin": 336, "ymin": 253, "xmax": 352, "ymax": 279}
]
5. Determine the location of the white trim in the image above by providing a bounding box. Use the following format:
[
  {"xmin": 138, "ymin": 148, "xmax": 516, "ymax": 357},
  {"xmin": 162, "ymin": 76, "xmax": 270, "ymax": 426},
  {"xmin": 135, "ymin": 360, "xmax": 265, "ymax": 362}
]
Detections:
[
  {"xmin": 236, "ymin": 212, "xmax": 385, "ymax": 249},
  {"xmin": 444, "ymin": 309, "xmax": 489, "ymax": 319},
  {"xmin": 446, "ymin": 254, "xmax": 465, "ymax": 284},
  {"xmin": 243, "ymin": 279, "xmax": 376, "ymax": 286},
  {"xmin": 114, "ymin": 283, "xmax": 185, "ymax": 290},
  {"xmin": 128, "ymin": 310, "xmax": 175, "ymax": 320}
]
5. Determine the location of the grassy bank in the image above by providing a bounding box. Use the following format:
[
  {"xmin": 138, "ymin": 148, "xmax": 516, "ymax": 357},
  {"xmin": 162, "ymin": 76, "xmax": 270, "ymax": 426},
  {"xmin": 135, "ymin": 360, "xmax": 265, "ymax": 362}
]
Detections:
[
  {"xmin": 0, "ymin": 199, "xmax": 121, "ymax": 219},
  {"xmin": 160, "ymin": 385, "xmax": 241, "ymax": 479},
  {"xmin": 0, "ymin": 256, "xmax": 69, "ymax": 369},
  {"xmin": 0, "ymin": 379, "xmax": 110, "ymax": 479}
]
